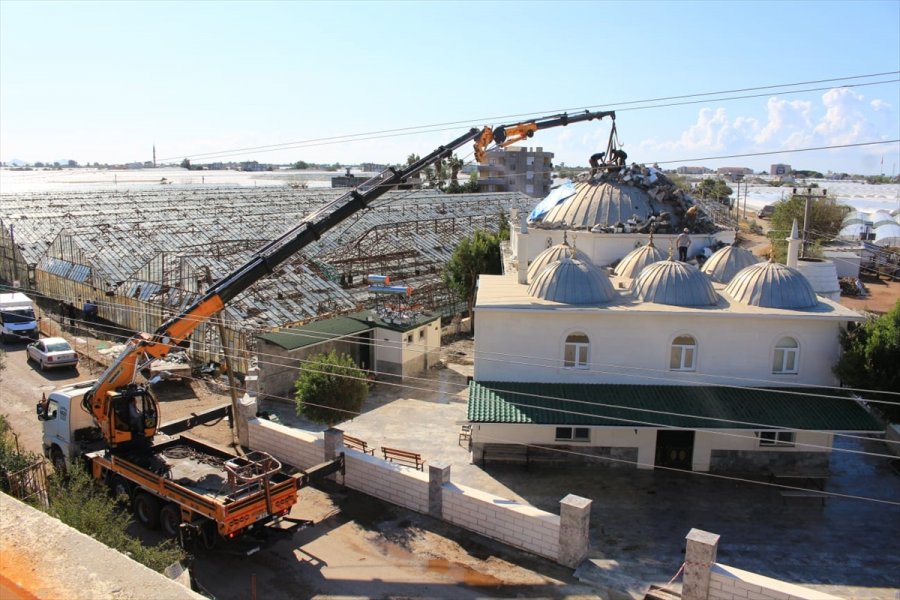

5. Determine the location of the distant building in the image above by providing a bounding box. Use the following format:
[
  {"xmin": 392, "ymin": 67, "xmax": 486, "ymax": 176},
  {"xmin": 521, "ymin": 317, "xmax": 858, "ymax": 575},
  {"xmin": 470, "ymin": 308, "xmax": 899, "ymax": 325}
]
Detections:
[
  {"xmin": 332, "ymin": 167, "xmax": 366, "ymax": 188},
  {"xmin": 716, "ymin": 167, "xmax": 753, "ymax": 176},
  {"xmin": 770, "ymin": 164, "xmax": 792, "ymax": 176},
  {"xmin": 477, "ymin": 147, "xmax": 553, "ymax": 198},
  {"xmin": 676, "ymin": 166, "xmax": 712, "ymax": 175},
  {"xmin": 360, "ymin": 163, "xmax": 388, "ymax": 173}
]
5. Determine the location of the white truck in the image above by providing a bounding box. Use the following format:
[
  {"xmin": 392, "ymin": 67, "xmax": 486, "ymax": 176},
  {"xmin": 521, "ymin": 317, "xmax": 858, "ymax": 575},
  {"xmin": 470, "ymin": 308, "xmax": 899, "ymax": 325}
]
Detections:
[{"xmin": 0, "ymin": 291, "xmax": 39, "ymax": 343}]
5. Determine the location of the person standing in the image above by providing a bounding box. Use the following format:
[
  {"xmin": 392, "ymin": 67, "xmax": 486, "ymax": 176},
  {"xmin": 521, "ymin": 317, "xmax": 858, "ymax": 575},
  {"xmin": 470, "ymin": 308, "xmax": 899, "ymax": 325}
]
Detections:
[{"xmin": 676, "ymin": 228, "xmax": 692, "ymax": 262}]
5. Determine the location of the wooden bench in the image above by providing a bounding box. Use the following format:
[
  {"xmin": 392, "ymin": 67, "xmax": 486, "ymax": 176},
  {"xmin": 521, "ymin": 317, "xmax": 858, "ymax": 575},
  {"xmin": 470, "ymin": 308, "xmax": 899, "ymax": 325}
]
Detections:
[
  {"xmin": 458, "ymin": 424, "xmax": 472, "ymax": 446},
  {"xmin": 780, "ymin": 490, "xmax": 827, "ymax": 506},
  {"xmin": 343, "ymin": 434, "xmax": 374, "ymax": 456},
  {"xmin": 382, "ymin": 446, "xmax": 424, "ymax": 471},
  {"xmin": 481, "ymin": 444, "xmax": 529, "ymax": 469}
]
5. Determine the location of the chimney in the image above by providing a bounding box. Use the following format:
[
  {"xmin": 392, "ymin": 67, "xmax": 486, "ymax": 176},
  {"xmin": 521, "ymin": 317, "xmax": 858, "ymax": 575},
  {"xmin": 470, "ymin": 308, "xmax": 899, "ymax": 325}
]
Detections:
[{"xmin": 786, "ymin": 218, "xmax": 800, "ymax": 268}]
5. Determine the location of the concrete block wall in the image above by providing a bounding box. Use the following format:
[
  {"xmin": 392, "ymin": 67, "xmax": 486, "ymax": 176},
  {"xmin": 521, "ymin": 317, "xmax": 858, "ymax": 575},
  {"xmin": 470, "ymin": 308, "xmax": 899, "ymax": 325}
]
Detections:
[
  {"xmin": 343, "ymin": 451, "xmax": 429, "ymax": 513},
  {"xmin": 248, "ymin": 418, "xmax": 324, "ymax": 469},
  {"xmin": 683, "ymin": 529, "xmax": 841, "ymax": 600},
  {"xmin": 442, "ymin": 482, "xmax": 561, "ymax": 559},
  {"xmin": 709, "ymin": 565, "xmax": 841, "ymax": 600},
  {"xmin": 247, "ymin": 419, "xmax": 577, "ymax": 564}
]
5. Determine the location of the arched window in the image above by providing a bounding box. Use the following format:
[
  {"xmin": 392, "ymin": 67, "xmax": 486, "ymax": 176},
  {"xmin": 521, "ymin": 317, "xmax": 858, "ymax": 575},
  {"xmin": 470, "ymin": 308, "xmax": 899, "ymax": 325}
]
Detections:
[
  {"xmin": 773, "ymin": 337, "xmax": 799, "ymax": 374},
  {"xmin": 670, "ymin": 335, "xmax": 696, "ymax": 371},
  {"xmin": 564, "ymin": 333, "xmax": 590, "ymax": 369}
]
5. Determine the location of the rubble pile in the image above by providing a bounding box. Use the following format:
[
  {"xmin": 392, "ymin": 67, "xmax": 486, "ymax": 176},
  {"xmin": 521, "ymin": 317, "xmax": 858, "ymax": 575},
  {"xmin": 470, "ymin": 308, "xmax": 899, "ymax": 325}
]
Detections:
[{"xmin": 570, "ymin": 163, "xmax": 719, "ymax": 235}]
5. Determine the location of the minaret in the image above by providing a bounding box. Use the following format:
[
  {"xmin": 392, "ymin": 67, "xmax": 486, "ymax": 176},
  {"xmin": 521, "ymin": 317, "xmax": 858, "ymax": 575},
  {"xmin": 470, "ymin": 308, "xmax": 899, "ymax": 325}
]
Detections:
[
  {"xmin": 786, "ymin": 218, "xmax": 800, "ymax": 268},
  {"xmin": 152, "ymin": 144, "xmax": 156, "ymax": 168},
  {"xmin": 516, "ymin": 212, "xmax": 529, "ymax": 284}
]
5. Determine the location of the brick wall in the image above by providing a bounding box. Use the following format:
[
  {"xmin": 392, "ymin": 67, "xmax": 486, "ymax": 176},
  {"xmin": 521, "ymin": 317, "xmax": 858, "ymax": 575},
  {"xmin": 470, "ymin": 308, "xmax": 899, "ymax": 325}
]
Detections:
[
  {"xmin": 709, "ymin": 564, "xmax": 841, "ymax": 600},
  {"xmin": 442, "ymin": 482, "xmax": 561, "ymax": 558}
]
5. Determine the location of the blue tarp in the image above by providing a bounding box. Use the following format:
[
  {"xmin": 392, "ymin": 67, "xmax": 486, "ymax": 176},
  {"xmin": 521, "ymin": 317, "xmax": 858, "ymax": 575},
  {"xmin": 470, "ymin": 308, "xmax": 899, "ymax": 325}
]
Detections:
[{"xmin": 528, "ymin": 182, "xmax": 576, "ymax": 222}]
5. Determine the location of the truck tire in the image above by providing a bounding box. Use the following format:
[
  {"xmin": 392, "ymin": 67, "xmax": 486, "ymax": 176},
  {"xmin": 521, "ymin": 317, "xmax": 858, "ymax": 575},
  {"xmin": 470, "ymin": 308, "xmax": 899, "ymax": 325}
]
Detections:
[
  {"xmin": 133, "ymin": 492, "xmax": 161, "ymax": 529},
  {"xmin": 159, "ymin": 504, "xmax": 181, "ymax": 538},
  {"xmin": 50, "ymin": 447, "xmax": 66, "ymax": 475},
  {"xmin": 110, "ymin": 476, "xmax": 133, "ymax": 504}
]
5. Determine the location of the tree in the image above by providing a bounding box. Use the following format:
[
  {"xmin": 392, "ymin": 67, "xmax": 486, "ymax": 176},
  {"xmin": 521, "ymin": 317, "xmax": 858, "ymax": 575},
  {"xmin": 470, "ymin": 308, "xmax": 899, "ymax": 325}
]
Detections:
[
  {"xmin": 769, "ymin": 192, "xmax": 844, "ymax": 262},
  {"xmin": 696, "ymin": 177, "xmax": 733, "ymax": 201},
  {"xmin": 447, "ymin": 154, "xmax": 464, "ymax": 181},
  {"xmin": 180, "ymin": 158, "xmax": 191, "ymax": 169},
  {"xmin": 293, "ymin": 160, "xmax": 309, "ymax": 170},
  {"xmin": 294, "ymin": 350, "xmax": 368, "ymax": 426},
  {"xmin": 443, "ymin": 229, "xmax": 502, "ymax": 333},
  {"xmin": 833, "ymin": 301, "xmax": 900, "ymax": 422}
]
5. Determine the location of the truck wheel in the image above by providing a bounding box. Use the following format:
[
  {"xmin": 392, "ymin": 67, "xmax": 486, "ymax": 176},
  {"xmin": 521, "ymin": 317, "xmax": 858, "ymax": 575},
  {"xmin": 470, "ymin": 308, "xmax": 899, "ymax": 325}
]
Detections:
[
  {"xmin": 133, "ymin": 493, "xmax": 161, "ymax": 529},
  {"xmin": 50, "ymin": 447, "xmax": 66, "ymax": 475},
  {"xmin": 110, "ymin": 476, "xmax": 132, "ymax": 504},
  {"xmin": 160, "ymin": 504, "xmax": 181, "ymax": 538}
]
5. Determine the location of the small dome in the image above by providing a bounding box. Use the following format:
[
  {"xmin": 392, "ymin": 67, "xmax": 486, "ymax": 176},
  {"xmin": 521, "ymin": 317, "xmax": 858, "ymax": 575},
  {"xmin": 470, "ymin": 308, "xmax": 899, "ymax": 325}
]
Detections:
[
  {"xmin": 872, "ymin": 211, "xmax": 894, "ymax": 227},
  {"xmin": 527, "ymin": 242, "xmax": 592, "ymax": 283},
  {"xmin": 632, "ymin": 259, "xmax": 718, "ymax": 306},
  {"xmin": 724, "ymin": 261, "xmax": 818, "ymax": 309},
  {"xmin": 528, "ymin": 256, "xmax": 616, "ymax": 304},
  {"xmin": 701, "ymin": 245, "xmax": 761, "ymax": 284},
  {"xmin": 614, "ymin": 240, "xmax": 666, "ymax": 279}
]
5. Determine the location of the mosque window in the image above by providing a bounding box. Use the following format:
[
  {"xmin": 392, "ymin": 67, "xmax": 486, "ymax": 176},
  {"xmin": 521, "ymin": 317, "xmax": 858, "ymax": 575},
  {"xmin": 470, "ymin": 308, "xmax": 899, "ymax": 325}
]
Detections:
[
  {"xmin": 669, "ymin": 335, "xmax": 696, "ymax": 371},
  {"xmin": 773, "ymin": 337, "xmax": 799, "ymax": 374},
  {"xmin": 564, "ymin": 333, "xmax": 590, "ymax": 369}
]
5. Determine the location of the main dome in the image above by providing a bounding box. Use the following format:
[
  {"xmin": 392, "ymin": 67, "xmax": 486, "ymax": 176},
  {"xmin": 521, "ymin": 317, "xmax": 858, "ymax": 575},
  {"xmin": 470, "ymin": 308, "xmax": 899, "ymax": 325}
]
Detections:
[
  {"xmin": 724, "ymin": 261, "xmax": 818, "ymax": 309},
  {"xmin": 527, "ymin": 242, "xmax": 592, "ymax": 283},
  {"xmin": 700, "ymin": 245, "xmax": 760, "ymax": 284},
  {"xmin": 632, "ymin": 259, "xmax": 718, "ymax": 306},
  {"xmin": 614, "ymin": 240, "xmax": 666, "ymax": 279},
  {"xmin": 534, "ymin": 181, "xmax": 668, "ymax": 229},
  {"xmin": 528, "ymin": 256, "xmax": 616, "ymax": 304}
]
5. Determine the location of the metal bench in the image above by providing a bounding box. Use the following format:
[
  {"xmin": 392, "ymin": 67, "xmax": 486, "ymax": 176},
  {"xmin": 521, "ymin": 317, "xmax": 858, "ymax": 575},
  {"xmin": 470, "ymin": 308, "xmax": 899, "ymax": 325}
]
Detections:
[
  {"xmin": 381, "ymin": 446, "xmax": 424, "ymax": 471},
  {"xmin": 343, "ymin": 434, "xmax": 374, "ymax": 456},
  {"xmin": 458, "ymin": 424, "xmax": 472, "ymax": 446}
]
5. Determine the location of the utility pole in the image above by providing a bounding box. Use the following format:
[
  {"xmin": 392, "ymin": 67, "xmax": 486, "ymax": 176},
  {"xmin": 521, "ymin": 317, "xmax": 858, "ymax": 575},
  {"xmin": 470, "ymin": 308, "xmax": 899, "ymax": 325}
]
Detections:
[{"xmin": 792, "ymin": 187, "xmax": 827, "ymax": 258}]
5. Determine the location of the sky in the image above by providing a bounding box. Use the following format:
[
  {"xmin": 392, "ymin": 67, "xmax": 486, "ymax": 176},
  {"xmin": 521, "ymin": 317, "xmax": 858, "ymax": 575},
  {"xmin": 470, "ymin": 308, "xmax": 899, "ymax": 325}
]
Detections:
[{"xmin": 1, "ymin": 0, "xmax": 899, "ymax": 175}]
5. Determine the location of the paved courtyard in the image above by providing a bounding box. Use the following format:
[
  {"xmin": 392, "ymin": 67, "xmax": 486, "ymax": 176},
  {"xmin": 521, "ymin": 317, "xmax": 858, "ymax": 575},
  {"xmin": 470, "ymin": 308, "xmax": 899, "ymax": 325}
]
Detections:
[{"xmin": 260, "ymin": 355, "xmax": 900, "ymax": 600}]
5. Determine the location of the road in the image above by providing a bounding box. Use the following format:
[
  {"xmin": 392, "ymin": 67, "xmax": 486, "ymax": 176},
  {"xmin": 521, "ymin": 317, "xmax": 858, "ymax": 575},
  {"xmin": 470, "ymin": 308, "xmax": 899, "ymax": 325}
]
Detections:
[{"xmin": 0, "ymin": 340, "xmax": 83, "ymax": 456}]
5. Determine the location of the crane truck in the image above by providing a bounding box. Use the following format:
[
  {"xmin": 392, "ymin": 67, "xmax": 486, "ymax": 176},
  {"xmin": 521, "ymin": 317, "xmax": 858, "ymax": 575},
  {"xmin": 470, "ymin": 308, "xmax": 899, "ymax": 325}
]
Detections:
[{"xmin": 36, "ymin": 109, "xmax": 616, "ymax": 550}]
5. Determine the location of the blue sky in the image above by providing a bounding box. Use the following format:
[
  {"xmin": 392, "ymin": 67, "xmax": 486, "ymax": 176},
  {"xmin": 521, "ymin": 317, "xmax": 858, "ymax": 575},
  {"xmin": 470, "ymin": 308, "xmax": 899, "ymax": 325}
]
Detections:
[{"xmin": 1, "ymin": 0, "xmax": 898, "ymax": 174}]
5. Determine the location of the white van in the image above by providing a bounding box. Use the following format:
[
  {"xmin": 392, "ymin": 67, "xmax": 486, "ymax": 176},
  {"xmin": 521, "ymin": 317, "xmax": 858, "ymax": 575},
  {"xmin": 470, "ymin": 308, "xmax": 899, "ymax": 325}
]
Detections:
[{"xmin": 0, "ymin": 292, "xmax": 39, "ymax": 343}]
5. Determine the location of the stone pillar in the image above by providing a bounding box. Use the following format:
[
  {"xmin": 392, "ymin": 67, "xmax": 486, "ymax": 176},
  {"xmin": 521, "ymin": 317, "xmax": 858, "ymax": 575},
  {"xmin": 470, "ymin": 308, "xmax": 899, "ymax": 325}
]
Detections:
[
  {"xmin": 236, "ymin": 367, "xmax": 259, "ymax": 448},
  {"xmin": 558, "ymin": 494, "xmax": 592, "ymax": 568},
  {"xmin": 323, "ymin": 428, "xmax": 343, "ymax": 461},
  {"xmin": 428, "ymin": 461, "xmax": 451, "ymax": 518},
  {"xmin": 683, "ymin": 528, "xmax": 720, "ymax": 600}
]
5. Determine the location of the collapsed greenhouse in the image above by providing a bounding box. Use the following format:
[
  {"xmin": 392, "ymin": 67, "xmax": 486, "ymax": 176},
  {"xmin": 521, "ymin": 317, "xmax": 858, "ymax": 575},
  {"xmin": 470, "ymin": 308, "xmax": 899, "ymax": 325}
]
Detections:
[{"xmin": 0, "ymin": 186, "xmax": 533, "ymax": 372}]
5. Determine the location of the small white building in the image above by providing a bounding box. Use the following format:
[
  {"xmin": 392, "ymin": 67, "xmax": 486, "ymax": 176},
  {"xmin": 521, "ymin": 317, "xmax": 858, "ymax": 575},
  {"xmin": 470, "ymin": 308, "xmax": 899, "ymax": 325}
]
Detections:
[
  {"xmin": 468, "ymin": 230, "xmax": 881, "ymax": 474},
  {"xmin": 257, "ymin": 310, "xmax": 441, "ymax": 402}
]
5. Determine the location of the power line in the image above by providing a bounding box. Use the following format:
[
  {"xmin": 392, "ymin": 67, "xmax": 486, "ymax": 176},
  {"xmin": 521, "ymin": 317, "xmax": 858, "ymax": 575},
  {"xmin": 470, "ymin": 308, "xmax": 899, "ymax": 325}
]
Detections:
[{"xmin": 161, "ymin": 72, "xmax": 900, "ymax": 162}]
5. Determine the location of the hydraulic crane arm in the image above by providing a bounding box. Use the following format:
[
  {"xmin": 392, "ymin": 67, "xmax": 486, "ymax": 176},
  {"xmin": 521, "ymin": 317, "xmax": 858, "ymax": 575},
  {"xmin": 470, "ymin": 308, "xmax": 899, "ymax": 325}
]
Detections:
[
  {"xmin": 84, "ymin": 109, "xmax": 615, "ymax": 449},
  {"xmin": 473, "ymin": 110, "xmax": 615, "ymax": 162}
]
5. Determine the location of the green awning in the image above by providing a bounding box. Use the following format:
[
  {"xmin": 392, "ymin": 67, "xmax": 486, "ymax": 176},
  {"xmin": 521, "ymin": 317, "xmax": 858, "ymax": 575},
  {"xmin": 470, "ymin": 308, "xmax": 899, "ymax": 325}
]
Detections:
[{"xmin": 468, "ymin": 381, "xmax": 882, "ymax": 432}]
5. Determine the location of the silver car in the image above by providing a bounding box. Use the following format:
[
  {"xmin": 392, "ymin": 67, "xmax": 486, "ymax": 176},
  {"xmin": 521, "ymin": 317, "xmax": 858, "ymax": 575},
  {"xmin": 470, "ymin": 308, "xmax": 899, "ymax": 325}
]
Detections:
[{"xmin": 27, "ymin": 337, "xmax": 79, "ymax": 370}]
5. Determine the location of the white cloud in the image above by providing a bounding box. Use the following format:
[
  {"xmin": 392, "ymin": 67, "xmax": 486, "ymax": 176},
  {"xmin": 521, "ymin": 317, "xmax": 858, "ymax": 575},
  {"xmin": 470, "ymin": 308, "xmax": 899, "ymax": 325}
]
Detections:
[
  {"xmin": 635, "ymin": 87, "xmax": 895, "ymax": 167},
  {"xmin": 754, "ymin": 97, "xmax": 812, "ymax": 145}
]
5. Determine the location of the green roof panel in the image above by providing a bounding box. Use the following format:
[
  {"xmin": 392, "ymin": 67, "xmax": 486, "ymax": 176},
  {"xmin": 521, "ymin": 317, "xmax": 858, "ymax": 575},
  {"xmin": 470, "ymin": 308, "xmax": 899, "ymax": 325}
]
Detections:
[
  {"xmin": 258, "ymin": 316, "xmax": 372, "ymax": 351},
  {"xmin": 468, "ymin": 381, "xmax": 882, "ymax": 432}
]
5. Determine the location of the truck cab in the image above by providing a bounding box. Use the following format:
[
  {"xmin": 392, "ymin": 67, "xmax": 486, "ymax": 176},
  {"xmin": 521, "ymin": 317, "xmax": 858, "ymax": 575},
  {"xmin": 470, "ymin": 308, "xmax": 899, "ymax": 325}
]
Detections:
[
  {"xmin": 38, "ymin": 380, "xmax": 105, "ymax": 470},
  {"xmin": 0, "ymin": 292, "xmax": 39, "ymax": 343}
]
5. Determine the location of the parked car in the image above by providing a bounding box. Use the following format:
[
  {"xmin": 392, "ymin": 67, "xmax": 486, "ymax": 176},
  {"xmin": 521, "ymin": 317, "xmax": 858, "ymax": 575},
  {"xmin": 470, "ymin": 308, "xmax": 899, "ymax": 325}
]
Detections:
[
  {"xmin": 26, "ymin": 337, "xmax": 78, "ymax": 371},
  {"xmin": 757, "ymin": 205, "xmax": 776, "ymax": 219}
]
